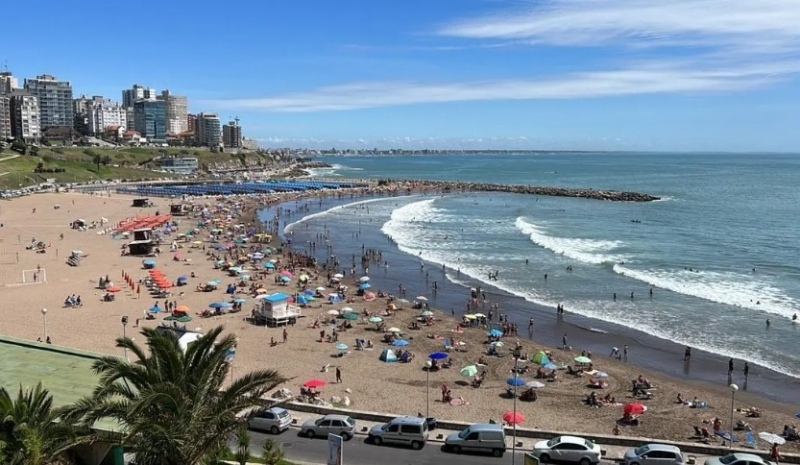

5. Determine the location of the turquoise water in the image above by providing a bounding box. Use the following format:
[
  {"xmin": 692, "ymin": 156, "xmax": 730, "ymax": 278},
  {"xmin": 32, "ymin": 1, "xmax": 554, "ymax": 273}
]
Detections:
[{"xmin": 302, "ymin": 153, "xmax": 800, "ymax": 379}]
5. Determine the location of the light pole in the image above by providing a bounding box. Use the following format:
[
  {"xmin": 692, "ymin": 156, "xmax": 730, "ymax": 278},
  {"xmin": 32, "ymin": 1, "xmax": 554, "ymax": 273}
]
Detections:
[
  {"xmin": 41, "ymin": 308, "xmax": 48, "ymax": 340},
  {"xmin": 424, "ymin": 360, "xmax": 432, "ymax": 418},
  {"xmin": 729, "ymin": 383, "xmax": 738, "ymax": 449},
  {"xmin": 121, "ymin": 316, "xmax": 129, "ymax": 359},
  {"xmin": 512, "ymin": 357, "xmax": 519, "ymax": 465}
]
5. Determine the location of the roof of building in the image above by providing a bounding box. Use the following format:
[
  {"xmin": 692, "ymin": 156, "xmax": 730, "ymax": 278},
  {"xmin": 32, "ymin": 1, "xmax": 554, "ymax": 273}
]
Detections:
[
  {"xmin": 263, "ymin": 292, "xmax": 290, "ymax": 303},
  {"xmin": 123, "ymin": 130, "xmax": 140, "ymax": 136}
]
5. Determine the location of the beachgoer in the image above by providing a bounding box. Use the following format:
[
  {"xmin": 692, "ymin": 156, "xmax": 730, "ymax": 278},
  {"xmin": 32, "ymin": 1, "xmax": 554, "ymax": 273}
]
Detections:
[
  {"xmin": 744, "ymin": 362, "xmax": 749, "ymax": 379},
  {"xmin": 336, "ymin": 366, "xmax": 342, "ymax": 384},
  {"xmin": 770, "ymin": 442, "xmax": 781, "ymax": 464},
  {"xmin": 728, "ymin": 358, "xmax": 734, "ymax": 376},
  {"xmin": 684, "ymin": 346, "xmax": 691, "ymax": 362},
  {"xmin": 623, "ymin": 345, "xmax": 629, "ymax": 362},
  {"xmin": 562, "ymin": 333, "xmax": 568, "ymax": 350}
]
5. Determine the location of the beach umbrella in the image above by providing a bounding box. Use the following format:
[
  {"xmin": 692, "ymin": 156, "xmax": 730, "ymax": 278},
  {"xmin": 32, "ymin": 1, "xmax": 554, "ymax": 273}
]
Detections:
[
  {"xmin": 574, "ymin": 356, "xmax": 592, "ymax": 364},
  {"xmin": 340, "ymin": 306, "xmax": 354, "ymax": 313},
  {"xmin": 175, "ymin": 304, "xmax": 190, "ymax": 312},
  {"xmin": 416, "ymin": 296, "xmax": 428, "ymax": 301},
  {"xmin": 358, "ymin": 283, "xmax": 371, "ymax": 290},
  {"xmin": 299, "ymin": 274, "xmax": 309, "ymax": 282},
  {"xmin": 232, "ymin": 298, "xmax": 247, "ymax": 304},
  {"xmin": 503, "ymin": 410, "xmax": 525, "ymax": 425},
  {"xmin": 303, "ymin": 379, "xmax": 326, "ymax": 389},
  {"xmin": 759, "ymin": 432, "xmax": 785, "ymax": 445},
  {"xmin": 316, "ymin": 286, "xmax": 326, "ymax": 291},
  {"xmin": 532, "ymin": 351, "xmax": 550, "ymax": 365},
  {"xmin": 209, "ymin": 301, "xmax": 232, "ymax": 309},
  {"xmin": 488, "ymin": 329, "xmax": 503, "ymax": 337},
  {"xmin": 593, "ymin": 371, "xmax": 609, "ymax": 379},
  {"xmin": 304, "ymin": 289, "xmax": 315, "ymax": 296},
  {"xmin": 263, "ymin": 261, "xmax": 275, "ymax": 269},
  {"xmin": 335, "ymin": 342, "xmax": 348, "ymax": 351},
  {"xmin": 327, "ymin": 309, "xmax": 340, "ymax": 316},
  {"xmin": 280, "ymin": 270, "xmax": 293, "ymax": 278},
  {"xmin": 333, "ymin": 273, "xmax": 344, "ymax": 278},
  {"xmin": 420, "ymin": 310, "xmax": 434, "ymax": 317},
  {"xmin": 368, "ymin": 316, "xmax": 383, "ymax": 323},
  {"xmin": 208, "ymin": 278, "xmax": 221, "ymax": 285},
  {"xmin": 491, "ymin": 341, "xmax": 505, "ymax": 347},
  {"xmin": 543, "ymin": 362, "xmax": 557, "ymax": 370},
  {"xmin": 460, "ymin": 365, "xmax": 478, "ymax": 377},
  {"xmin": 397, "ymin": 298, "xmax": 410, "ymax": 304},
  {"xmin": 506, "ymin": 376, "xmax": 526, "ymax": 387},
  {"xmin": 526, "ymin": 381, "xmax": 546, "ymax": 388},
  {"xmin": 623, "ymin": 402, "xmax": 647, "ymax": 415},
  {"xmin": 464, "ymin": 314, "xmax": 477, "ymax": 320},
  {"xmin": 387, "ymin": 327, "xmax": 401, "ymax": 333},
  {"xmin": 341, "ymin": 312, "xmax": 359, "ymax": 320},
  {"xmin": 149, "ymin": 305, "xmax": 162, "ymax": 313},
  {"xmin": 359, "ymin": 276, "xmax": 370, "ymax": 283},
  {"xmin": 392, "ymin": 339, "xmax": 409, "ymax": 347},
  {"xmin": 280, "ymin": 275, "xmax": 291, "ymax": 282},
  {"xmin": 429, "ymin": 352, "xmax": 449, "ymax": 360},
  {"xmin": 296, "ymin": 295, "xmax": 309, "ymax": 305},
  {"xmin": 473, "ymin": 313, "xmax": 486, "ymax": 318},
  {"xmin": 106, "ymin": 285, "xmax": 121, "ymax": 293}
]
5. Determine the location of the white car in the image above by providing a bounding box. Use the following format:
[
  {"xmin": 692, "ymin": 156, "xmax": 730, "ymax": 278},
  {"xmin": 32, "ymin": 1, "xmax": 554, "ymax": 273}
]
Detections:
[
  {"xmin": 533, "ymin": 435, "xmax": 602, "ymax": 465},
  {"xmin": 300, "ymin": 414, "xmax": 356, "ymax": 440}
]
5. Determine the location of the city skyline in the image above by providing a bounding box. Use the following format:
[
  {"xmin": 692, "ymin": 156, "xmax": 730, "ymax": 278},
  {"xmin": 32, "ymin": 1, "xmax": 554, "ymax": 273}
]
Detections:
[{"xmin": 3, "ymin": 1, "xmax": 800, "ymax": 152}]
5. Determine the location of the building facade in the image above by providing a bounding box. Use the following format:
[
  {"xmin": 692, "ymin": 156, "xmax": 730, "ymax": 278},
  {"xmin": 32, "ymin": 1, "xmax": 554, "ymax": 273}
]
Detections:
[
  {"xmin": 222, "ymin": 120, "xmax": 242, "ymax": 148},
  {"xmin": 0, "ymin": 94, "xmax": 11, "ymax": 140},
  {"xmin": 187, "ymin": 113, "xmax": 197, "ymax": 134},
  {"xmin": 195, "ymin": 112, "xmax": 221, "ymax": 147},
  {"xmin": 158, "ymin": 90, "xmax": 188, "ymax": 135},
  {"xmin": 156, "ymin": 156, "xmax": 199, "ymax": 174},
  {"xmin": 133, "ymin": 99, "xmax": 166, "ymax": 142},
  {"xmin": 0, "ymin": 72, "xmax": 18, "ymax": 94},
  {"xmin": 87, "ymin": 99, "xmax": 127, "ymax": 135},
  {"xmin": 122, "ymin": 84, "xmax": 157, "ymax": 108},
  {"xmin": 9, "ymin": 91, "xmax": 41, "ymax": 142},
  {"xmin": 23, "ymin": 74, "xmax": 73, "ymax": 130}
]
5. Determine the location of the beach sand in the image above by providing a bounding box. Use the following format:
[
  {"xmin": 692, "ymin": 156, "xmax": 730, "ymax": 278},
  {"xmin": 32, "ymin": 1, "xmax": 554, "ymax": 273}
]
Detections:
[{"xmin": 0, "ymin": 190, "xmax": 797, "ymax": 451}]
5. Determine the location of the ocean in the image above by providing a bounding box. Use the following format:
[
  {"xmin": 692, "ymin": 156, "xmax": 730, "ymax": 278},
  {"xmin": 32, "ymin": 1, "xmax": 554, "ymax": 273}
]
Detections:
[{"xmin": 267, "ymin": 152, "xmax": 800, "ymax": 402}]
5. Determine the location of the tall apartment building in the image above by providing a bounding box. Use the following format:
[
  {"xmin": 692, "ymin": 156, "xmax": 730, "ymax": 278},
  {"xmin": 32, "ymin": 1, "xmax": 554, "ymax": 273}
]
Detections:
[
  {"xmin": 187, "ymin": 113, "xmax": 197, "ymax": 134},
  {"xmin": 222, "ymin": 120, "xmax": 242, "ymax": 148},
  {"xmin": 0, "ymin": 72, "xmax": 18, "ymax": 94},
  {"xmin": 0, "ymin": 94, "xmax": 11, "ymax": 140},
  {"xmin": 87, "ymin": 99, "xmax": 127, "ymax": 135},
  {"xmin": 9, "ymin": 91, "xmax": 41, "ymax": 142},
  {"xmin": 23, "ymin": 74, "xmax": 73, "ymax": 130},
  {"xmin": 73, "ymin": 95, "xmax": 99, "ymax": 135},
  {"xmin": 195, "ymin": 112, "xmax": 221, "ymax": 147},
  {"xmin": 158, "ymin": 90, "xmax": 188, "ymax": 135},
  {"xmin": 133, "ymin": 99, "xmax": 166, "ymax": 142},
  {"xmin": 122, "ymin": 84, "xmax": 157, "ymax": 108}
]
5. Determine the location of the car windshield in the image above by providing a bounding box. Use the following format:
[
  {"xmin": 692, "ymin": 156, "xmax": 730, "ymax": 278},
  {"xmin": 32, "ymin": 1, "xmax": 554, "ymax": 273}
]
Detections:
[
  {"xmin": 634, "ymin": 446, "xmax": 650, "ymax": 456},
  {"xmin": 719, "ymin": 455, "xmax": 738, "ymax": 465},
  {"xmin": 458, "ymin": 427, "xmax": 472, "ymax": 439},
  {"xmin": 276, "ymin": 410, "xmax": 288, "ymax": 419},
  {"xmin": 584, "ymin": 439, "xmax": 596, "ymax": 450},
  {"xmin": 345, "ymin": 417, "xmax": 355, "ymax": 426},
  {"xmin": 546, "ymin": 438, "xmax": 561, "ymax": 448}
]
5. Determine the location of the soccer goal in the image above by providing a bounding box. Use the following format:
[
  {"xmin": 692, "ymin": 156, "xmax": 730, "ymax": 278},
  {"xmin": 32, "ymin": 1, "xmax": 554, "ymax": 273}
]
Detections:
[
  {"xmin": 0, "ymin": 252, "xmax": 19, "ymax": 264},
  {"xmin": 21, "ymin": 268, "xmax": 47, "ymax": 284}
]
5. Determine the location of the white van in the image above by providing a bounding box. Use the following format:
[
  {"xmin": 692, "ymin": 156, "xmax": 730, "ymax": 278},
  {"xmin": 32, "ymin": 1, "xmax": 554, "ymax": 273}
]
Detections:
[
  {"xmin": 368, "ymin": 416, "xmax": 429, "ymax": 449},
  {"xmin": 445, "ymin": 423, "xmax": 506, "ymax": 457}
]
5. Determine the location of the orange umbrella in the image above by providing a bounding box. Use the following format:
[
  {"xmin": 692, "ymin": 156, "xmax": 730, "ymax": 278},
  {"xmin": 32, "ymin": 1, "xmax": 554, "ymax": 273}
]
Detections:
[
  {"xmin": 106, "ymin": 285, "xmax": 121, "ymax": 293},
  {"xmin": 175, "ymin": 304, "xmax": 190, "ymax": 312}
]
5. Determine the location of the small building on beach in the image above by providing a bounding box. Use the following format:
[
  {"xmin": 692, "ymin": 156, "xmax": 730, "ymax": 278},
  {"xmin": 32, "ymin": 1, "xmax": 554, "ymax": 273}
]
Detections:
[{"xmin": 255, "ymin": 292, "xmax": 302, "ymax": 327}]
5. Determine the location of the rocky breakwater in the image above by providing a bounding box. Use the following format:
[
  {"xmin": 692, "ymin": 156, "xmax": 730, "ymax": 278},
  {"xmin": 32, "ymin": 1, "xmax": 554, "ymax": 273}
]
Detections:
[{"xmin": 428, "ymin": 181, "xmax": 660, "ymax": 202}]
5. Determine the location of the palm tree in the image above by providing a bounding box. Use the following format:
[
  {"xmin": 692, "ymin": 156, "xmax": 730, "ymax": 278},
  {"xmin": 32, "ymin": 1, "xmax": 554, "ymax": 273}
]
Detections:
[
  {"xmin": 0, "ymin": 382, "xmax": 88, "ymax": 465},
  {"xmin": 66, "ymin": 326, "xmax": 286, "ymax": 465}
]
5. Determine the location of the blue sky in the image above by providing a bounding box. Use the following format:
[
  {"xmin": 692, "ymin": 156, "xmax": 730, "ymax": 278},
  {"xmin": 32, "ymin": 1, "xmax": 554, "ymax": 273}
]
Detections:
[{"xmin": 4, "ymin": 0, "xmax": 800, "ymax": 151}]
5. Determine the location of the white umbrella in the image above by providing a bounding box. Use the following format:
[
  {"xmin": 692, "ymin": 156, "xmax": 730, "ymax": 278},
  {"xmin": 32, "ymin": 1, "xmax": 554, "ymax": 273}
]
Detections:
[
  {"xmin": 340, "ymin": 306, "xmax": 354, "ymax": 313},
  {"xmin": 420, "ymin": 310, "xmax": 434, "ymax": 317},
  {"xmin": 474, "ymin": 313, "xmax": 486, "ymax": 318},
  {"xmin": 333, "ymin": 273, "xmax": 344, "ymax": 279},
  {"xmin": 416, "ymin": 296, "xmax": 428, "ymax": 301},
  {"xmin": 387, "ymin": 327, "xmax": 401, "ymax": 333},
  {"xmin": 359, "ymin": 276, "xmax": 370, "ymax": 283},
  {"xmin": 526, "ymin": 381, "xmax": 546, "ymax": 388},
  {"xmin": 397, "ymin": 298, "xmax": 410, "ymax": 304},
  {"xmin": 316, "ymin": 286, "xmax": 326, "ymax": 291},
  {"xmin": 326, "ymin": 309, "xmax": 340, "ymax": 316},
  {"xmin": 491, "ymin": 341, "xmax": 505, "ymax": 347},
  {"xmin": 759, "ymin": 432, "xmax": 786, "ymax": 445}
]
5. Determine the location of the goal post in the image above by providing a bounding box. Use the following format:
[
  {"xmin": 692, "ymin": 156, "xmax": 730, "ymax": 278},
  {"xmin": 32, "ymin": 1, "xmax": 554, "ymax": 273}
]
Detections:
[{"xmin": 22, "ymin": 268, "xmax": 47, "ymax": 284}]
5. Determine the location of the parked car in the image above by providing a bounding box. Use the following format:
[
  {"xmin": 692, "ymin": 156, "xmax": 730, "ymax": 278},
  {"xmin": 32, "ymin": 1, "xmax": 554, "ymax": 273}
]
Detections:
[
  {"xmin": 624, "ymin": 444, "xmax": 684, "ymax": 465},
  {"xmin": 300, "ymin": 414, "xmax": 356, "ymax": 440},
  {"xmin": 705, "ymin": 453, "xmax": 776, "ymax": 465},
  {"xmin": 532, "ymin": 435, "xmax": 602, "ymax": 465},
  {"xmin": 444, "ymin": 423, "xmax": 506, "ymax": 457},
  {"xmin": 368, "ymin": 416, "xmax": 429, "ymax": 449},
  {"xmin": 247, "ymin": 407, "xmax": 292, "ymax": 434}
]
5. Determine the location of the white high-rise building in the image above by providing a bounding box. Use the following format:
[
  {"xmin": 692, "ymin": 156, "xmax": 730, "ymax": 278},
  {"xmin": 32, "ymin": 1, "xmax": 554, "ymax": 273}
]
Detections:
[
  {"xmin": 23, "ymin": 74, "xmax": 73, "ymax": 130},
  {"xmin": 158, "ymin": 90, "xmax": 188, "ymax": 135},
  {"xmin": 0, "ymin": 94, "xmax": 11, "ymax": 140},
  {"xmin": 9, "ymin": 91, "xmax": 41, "ymax": 142},
  {"xmin": 122, "ymin": 84, "xmax": 157, "ymax": 108},
  {"xmin": 87, "ymin": 99, "xmax": 127, "ymax": 135},
  {"xmin": 0, "ymin": 72, "xmax": 18, "ymax": 94}
]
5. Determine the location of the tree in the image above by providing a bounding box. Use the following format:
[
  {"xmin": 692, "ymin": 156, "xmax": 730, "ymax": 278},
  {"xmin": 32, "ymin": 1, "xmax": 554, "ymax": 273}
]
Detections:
[
  {"xmin": 66, "ymin": 326, "xmax": 287, "ymax": 465},
  {"xmin": 233, "ymin": 425, "xmax": 250, "ymax": 465},
  {"xmin": 92, "ymin": 154, "xmax": 101, "ymax": 173},
  {"xmin": 260, "ymin": 439, "xmax": 285, "ymax": 465},
  {"xmin": 30, "ymin": 146, "xmax": 40, "ymax": 156},
  {"xmin": 0, "ymin": 383, "xmax": 89, "ymax": 465}
]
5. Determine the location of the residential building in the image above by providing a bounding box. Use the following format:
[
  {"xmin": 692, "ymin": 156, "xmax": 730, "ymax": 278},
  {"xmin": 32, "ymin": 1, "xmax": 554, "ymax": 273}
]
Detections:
[
  {"xmin": 133, "ymin": 99, "xmax": 166, "ymax": 142},
  {"xmin": 87, "ymin": 99, "xmax": 127, "ymax": 135},
  {"xmin": 72, "ymin": 95, "xmax": 100, "ymax": 135},
  {"xmin": 0, "ymin": 72, "xmax": 18, "ymax": 94},
  {"xmin": 9, "ymin": 91, "xmax": 41, "ymax": 142},
  {"xmin": 195, "ymin": 112, "xmax": 221, "ymax": 147},
  {"xmin": 158, "ymin": 90, "xmax": 188, "ymax": 135},
  {"xmin": 122, "ymin": 84, "xmax": 157, "ymax": 108},
  {"xmin": 222, "ymin": 120, "xmax": 242, "ymax": 148},
  {"xmin": 0, "ymin": 94, "xmax": 11, "ymax": 140},
  {"xmin": 187, "ymin": 113, "xmax": 197, "ymax": 133},
  {"xmin": 23, "ymin": 74, "xmax": 73, "ymax": 130},
  {"xmin": 125, "ymin": 107, "xmax": 136, "ymax": 131},
  {"xmin": 156, "ymin": 156, "xmax": 199, "ymax": 174}
]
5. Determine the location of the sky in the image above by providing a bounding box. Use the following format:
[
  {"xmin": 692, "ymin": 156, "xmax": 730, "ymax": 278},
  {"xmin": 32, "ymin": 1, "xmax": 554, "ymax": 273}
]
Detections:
[{"xmin": 4, "ymin": 0, "xmax": 800, "ymax": 152}]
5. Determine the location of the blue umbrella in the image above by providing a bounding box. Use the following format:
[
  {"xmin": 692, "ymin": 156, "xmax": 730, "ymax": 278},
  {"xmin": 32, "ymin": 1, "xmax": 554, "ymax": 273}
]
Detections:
[
  {"xmin": 429, "ymin": 352, "xmax": 448, "ymax": 360},
  {"xmin": 296, "ymin": 295, "xmax": 309, "ymax": 305},
  {"xmin": 359, "ymin": 283, "xmax": 371, "ymax": 290},
  {"xmin": 149, "ymin": 304, "xmax": 161, "ymax": 313},
  {"xmin": 304, "ymin": 289, "xmax": 315, "ymax": 296},
  {"xmin": 543, "ymin": 362, "xmax": 557, "ymax": 370},
  {"xmin": 393, "ymin": 339, "xmax": 409, "ymax": 347},
  {"xmin": 143, "ymin": 260, "xmax": 156, "ymax": 267},
  {"xmin": 177, "ymin": 275, "xmax": 187, "ymax": 280},
  {"xmin": 335, "ymin": 342, "xmax": 348, "ymax": 351},
  {"xmin": 280, "ymin": 275, "xmax": 291, "ymax": 282},
  {"xmin": 507, "ymin": 376, "xmax": 526, "ymax": 387},
  {"xmin": 263, "ymin": 262, "xmax": 275, "ymax": 269},
  {"xmin": 232, "ymin": 298, "xmax": 247, "ymax": 304},
  {"xmin": 488, "ymin": 329, "xmax": 503, "ymax": 337},
  {"xmin": 209, "ymin": 302, "xmax": 232, "ymax": 309}
]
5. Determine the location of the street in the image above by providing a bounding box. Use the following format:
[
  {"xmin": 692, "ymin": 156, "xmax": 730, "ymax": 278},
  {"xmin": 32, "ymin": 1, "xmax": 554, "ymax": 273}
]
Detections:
[{"xmin": 249, "ymin": 428, "xmax": 620, "ymax": 465}]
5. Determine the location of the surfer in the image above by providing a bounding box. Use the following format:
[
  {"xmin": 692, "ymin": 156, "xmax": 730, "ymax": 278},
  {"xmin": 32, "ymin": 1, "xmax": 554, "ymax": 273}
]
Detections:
[
  {"xmin": 766, "ymin": 318, "xmax": 771, "ymax": 328},
  {"xmin": 793, "ymin": 313, "xmax": 797, "ymax": 321}
]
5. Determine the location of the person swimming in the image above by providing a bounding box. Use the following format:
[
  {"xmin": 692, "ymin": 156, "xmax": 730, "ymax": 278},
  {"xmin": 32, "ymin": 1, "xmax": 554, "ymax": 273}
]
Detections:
[{"xmin": 793, "ymin": 313, "xmax": 797, "ymax": 321}]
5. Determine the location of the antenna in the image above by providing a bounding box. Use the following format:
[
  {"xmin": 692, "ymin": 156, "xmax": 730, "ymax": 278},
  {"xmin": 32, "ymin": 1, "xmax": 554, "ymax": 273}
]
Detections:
[
  {"xmin": 234, "ymin": 116, "xmax": 240, "ymax": 126},
  {"xmin": 2, "ymin": 60, "xmax": 8, "ymax": 72}
]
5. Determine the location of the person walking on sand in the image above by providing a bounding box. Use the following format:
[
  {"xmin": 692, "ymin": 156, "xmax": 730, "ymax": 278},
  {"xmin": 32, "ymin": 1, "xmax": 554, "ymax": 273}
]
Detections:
[
  {"xmin": 283, "ymin": 328, "xmax": 288, "ymax": 344},
  {"xmin": 684, "ymin": 346, "xmax": 691, "ymax": 362},
  {"xmin": 744, "ymin": 362, "xmax": 749, "ymax": 379},
  {"xmin": 770, "ymin": 442, "xmax": 781, "ymax": 464},
  {"xmin": 562, "ymin": 333, "xmax": 569, "ymax": 350},
  {"xmin": 728, "ymin": 358, "xmax": 734, "ymax": 376},
  {"xmin": 623, "ymin": 345, "xmax": 629, "ymax": 362},
  {"xmin": 336, "ymin": 366, "xmax": 342, "ymax": 384}
]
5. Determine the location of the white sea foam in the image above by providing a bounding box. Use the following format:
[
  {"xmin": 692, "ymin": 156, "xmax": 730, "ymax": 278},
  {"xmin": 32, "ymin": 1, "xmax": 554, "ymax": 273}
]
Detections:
[
  {"xmin": 515, "ymin": 217, "xmax": 628, "ymax": 265},
  {"xmin": 284, "ymin": 195, "xmax": 418, "ymax": 233},
  {"xmin": 613, "ymin": 265, "xmax": 800, "ymax": 319}
]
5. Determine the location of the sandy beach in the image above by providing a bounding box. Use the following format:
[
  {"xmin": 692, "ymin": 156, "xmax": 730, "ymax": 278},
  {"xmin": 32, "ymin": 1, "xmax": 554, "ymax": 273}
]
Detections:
[{"xmin": 1, "ymin": 188, "xmax": 798, "ymax": 452}]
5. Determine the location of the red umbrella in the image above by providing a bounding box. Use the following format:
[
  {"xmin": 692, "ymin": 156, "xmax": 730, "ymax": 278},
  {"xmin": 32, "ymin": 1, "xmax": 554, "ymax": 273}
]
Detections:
[
  {"xmin": 106, "ymin": 286, "xmax": 121, "ymax": 293},
  {"xmin": 623, "ymin": 402, "xmax": 647, "ymax": 415},
  {"xmin": 503, "ymin": 410, "xmax": 525, "ymax": 425},
  {"xmin": 303, "ymin": 378, "xmax": 326, "ymax": 389}
]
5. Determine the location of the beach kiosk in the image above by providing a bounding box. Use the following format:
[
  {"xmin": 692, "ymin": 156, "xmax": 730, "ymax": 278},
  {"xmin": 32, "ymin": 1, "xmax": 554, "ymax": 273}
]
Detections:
[
  {"xmin": 256, "ymin": 292, "xmax": 302, "ymax": 327},
  {"xmin": 131, "ymin": 198, "xmax": 151, "ymax": 208},
  {"xmin": 169, "ymin": 203, "xmax": 189, "ymax": 216}
]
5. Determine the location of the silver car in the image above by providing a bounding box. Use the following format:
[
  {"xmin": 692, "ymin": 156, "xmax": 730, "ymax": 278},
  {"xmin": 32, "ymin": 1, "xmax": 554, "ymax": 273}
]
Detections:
[
  {"xmin": 300, "ymin": 414, "xmax": 356, "ymax": 440},
  {"xmin": 533, "ymin": 435, "xmax": 602, "ymax": 465},
  {"xmin": 705, "ymin": 453, "xmax": 776, "ymax": 465},
  {"xmin": 247, "ymin": 407, "xmax": 292, "ymax": 434},
  {"xmin": 625, "ymin": 444, "xmax": 684, "ymax": 465}
]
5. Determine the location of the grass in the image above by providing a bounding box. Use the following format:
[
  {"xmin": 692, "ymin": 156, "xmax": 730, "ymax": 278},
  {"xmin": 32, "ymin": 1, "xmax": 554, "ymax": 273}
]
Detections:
[{"xmin": 219, "ymin": 450, "xmax": 299, "ymax": 464}]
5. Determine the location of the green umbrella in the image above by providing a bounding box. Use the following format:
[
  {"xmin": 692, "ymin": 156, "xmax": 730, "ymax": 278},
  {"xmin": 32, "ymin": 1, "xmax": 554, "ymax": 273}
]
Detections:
[
  {"xmin": 368, "ymin": 316, "xmax": 383, "ymax": 324},
  {"xmin": 460, "ymin": 365, "xmax": 478, "ymax": 377},
  {"xmin": 341, "ymin": 312, "xmax": 359, "ymax": 320},
  {"xmin": 574, "ymin": 356, "xmax": 592, "ymax": 364}
]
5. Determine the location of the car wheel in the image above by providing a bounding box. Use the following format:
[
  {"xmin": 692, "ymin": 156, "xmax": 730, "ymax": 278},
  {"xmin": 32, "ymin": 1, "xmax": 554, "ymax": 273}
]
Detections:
[
  {"xmin": 306, "ymin": 430, "xmax": 315, "ymax": 438},
  {"xmin": 580, "ymin": 458, "xmax": 591, "ymax": 465},
  {"xmin": 453, "ymin": 445, "xmax": 462, "ymax": 454},
  {"xmin": 540, "ymin": 454, "xmax": 551, "ymax": 463},
  {"xmin": 270, "ymin": 426, "xmax": 279, "ymax": 435},
  {"xmin": 492, "ymin": 449, "xmax": 503, "ymax": 457},
  {"xmin": 411, "ymin": 440, "xmax": 422, "ymax": 450},
  {"xmin": 630, "ymin": 462, "xmax": 640, "ymax": 465},
  {"xmin": 373, "ymin": 436, "xmax": 383, "ymax": 446},
  {"xmin": 342, "ymin": 432, "xmax": 352, "ymax": 441}
]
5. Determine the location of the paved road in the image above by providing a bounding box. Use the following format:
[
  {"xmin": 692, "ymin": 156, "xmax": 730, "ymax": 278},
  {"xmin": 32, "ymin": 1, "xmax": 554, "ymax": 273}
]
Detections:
[{"xmin": 249, "ymin": 428, "xmax": 620, "ymax": 465}]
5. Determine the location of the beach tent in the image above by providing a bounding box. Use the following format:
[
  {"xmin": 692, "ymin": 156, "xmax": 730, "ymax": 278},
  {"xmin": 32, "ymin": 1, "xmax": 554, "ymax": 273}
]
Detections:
[
  {"xmin": 379, "ymin": 347, "xmax": 398, "ymax": 363},
  {"xmin": 532, "ymin": 351, "xmax": 550, "ymax": 365}
]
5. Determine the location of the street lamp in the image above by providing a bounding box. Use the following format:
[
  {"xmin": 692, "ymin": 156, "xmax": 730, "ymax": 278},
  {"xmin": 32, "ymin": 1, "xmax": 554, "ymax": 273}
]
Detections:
[
  {"xmin": 121, "ymin": 316, "xmax": 129, "ymax": 359},
  {"xmin": 424, "ymin": 360, "xmax": 432, "ymax": 418},
  {"xmin": 729, "ymin": 383, "xmax": 738, "ymax": 449},
  {"xmin": 41, "ymin": 308, "xmax": 48, "ymax": 340},
  {"xmin": 512, "ymin": 357, "xmax": 520, "ymax": 465}
]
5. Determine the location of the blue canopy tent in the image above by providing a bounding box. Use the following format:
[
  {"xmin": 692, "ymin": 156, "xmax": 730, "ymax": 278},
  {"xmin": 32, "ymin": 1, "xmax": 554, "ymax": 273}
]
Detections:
[{"xmin": 379, "ymin": 347, "xmax": 398, "ymax": 363}]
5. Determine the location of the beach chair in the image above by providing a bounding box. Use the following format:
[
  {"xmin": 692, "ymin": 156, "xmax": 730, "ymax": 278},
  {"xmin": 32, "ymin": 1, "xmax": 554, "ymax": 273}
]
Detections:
[
  {"xmin": 443, "ymin": 338, "xmax": 453, "ymax": 352},
  {"xmin": 744, "ymin": 432, "xmax": 757, "ymax": 448}
]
